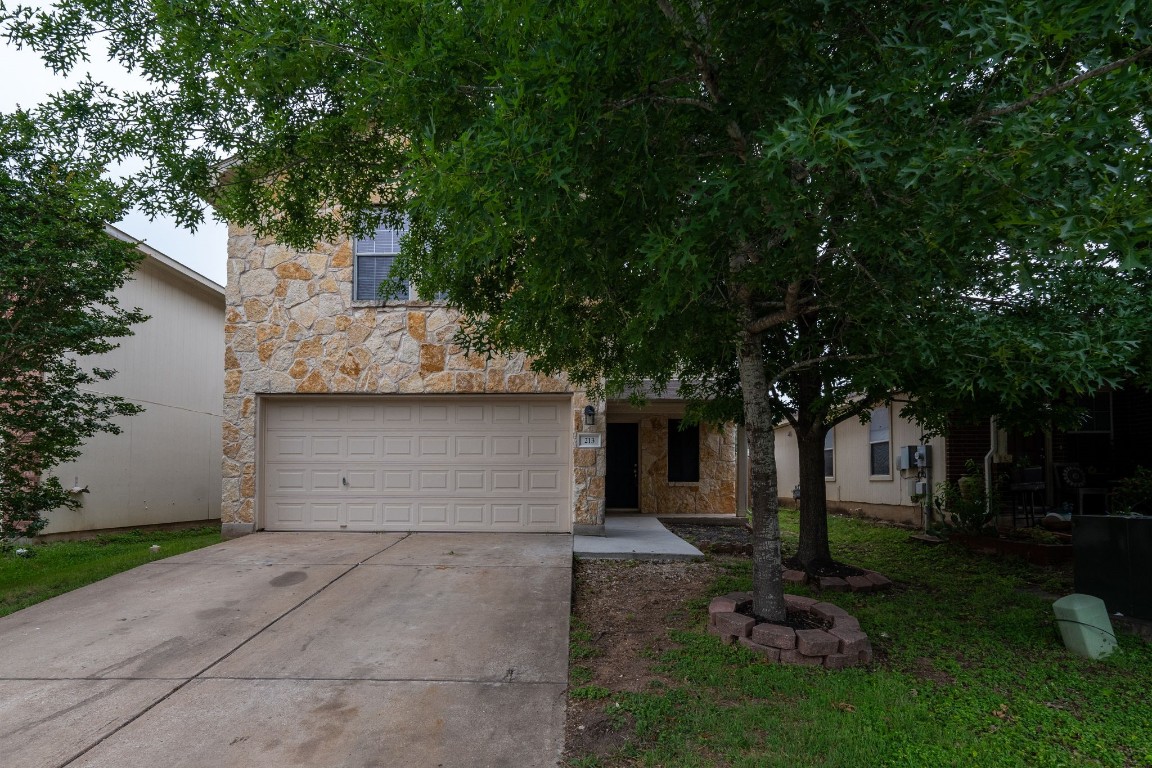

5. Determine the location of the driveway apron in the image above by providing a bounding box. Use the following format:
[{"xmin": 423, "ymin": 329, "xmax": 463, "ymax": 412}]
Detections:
[{"xmin": 0, "ymin": 532, "xmax": 572, "ymax": 768}]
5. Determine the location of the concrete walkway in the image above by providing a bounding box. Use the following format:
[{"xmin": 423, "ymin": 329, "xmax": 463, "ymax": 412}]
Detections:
[
  {"xmin": 573, "ymin": 515, "xmax": 703, "ymax": 561},
  {"xmin": 0, "ymin": 532, "xmax": 571, "ymax": 768}
]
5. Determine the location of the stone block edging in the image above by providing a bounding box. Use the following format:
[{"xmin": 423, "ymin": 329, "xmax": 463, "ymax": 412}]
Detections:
[
  {"xmin": 781, "ymin": 568, "xmax": 892, "ymax": 593},
  {"xmin": 706, "ymin": 592, "xmax": 873, "ymax": 669}
]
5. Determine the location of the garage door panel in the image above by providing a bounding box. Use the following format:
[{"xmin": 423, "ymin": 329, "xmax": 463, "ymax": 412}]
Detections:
[
  {"xmin": 528, "ymin": 435, "xmax": 560, "ymax": 457},
  {"xmin": 312, "ymin": 471, "xmax": 343, "ymax": 492},
  {"xmin": 528, "ymin": 505, "xmax": 561, "ymax": 525},
  {"xmin": 273, "ymin": 436, "xmax": 306, "ymax": 457},
  {"xmin": 271, "ymin": 501, "xmax": 305, "ymax": 523},
  {"xmin": 345, "ymin": 470, "xmax": 378, "ymax": 491},
  {"xmin": 383, "ymin": 504, "xmax": 413, "ymax": 524},
  {"xmin": 347, "ymin": 405, "xmax": 377, "ymax": 422},
  {"xmin": 383, "ymin": 437, "xmax": 411, "ymax": 455},
  {"xmin": 418, "ymin": 436, "xmax": 450, "ymax": 456},
  {"xmin": 456, "ymin": 405, "xmax": 485, "ymax": 422},
  {"xmin": 529, "ymin": 404, "xmax": 562, "ymax": 423},
  {"xmin": 269, "ymin": 469, "xmax": 306, "ymax": 492},
  {"xmin": 456, "ymin": 504, "xmax": 485, "ymax": 524},
  {"xmin": 492, "ymin": 504, "xmax": 522, "ymax": 524},
  {"xmin": 347, "ymin": 503, "xmax": 377, "ymax": 524},
  {"xmin": 455, "ymin": 471, "xmax": 487, "ymax": 491},
  {"xmin": 383, "ymin": 471, "xmax": 412, "ymax": 490},
  {"xmin": 491, "ymin": 436, "xmax": 523, "ymax": 456},
  {"xmin": 454, "ymin": 435, "xmax": 485, "ymax": 456},
  {"xmin": 417, "ymin": 504, "xmax": 450, "ymax": 525},
  {"xmin": 263, "ymin": 397, "xmax": 571, "ymax": 532},
  {"xmin": 312, "ymin": 503, "xmax": 340, "ymax": 523},
  {"xmin": 420, "ymin": 405, "xmax": 449, "ymax": 422},
  {"xmin": 491, "ymin": 471, "xmax": 523, "ymax": 492},
  {"xmin": 312, "ymin": 405, "xmax": 341, "ymax": 422},
  {"xmin": 529, "ymin": 471, "xmax": 560, "ymax": 491},
  {"xmin": 384, "ymin": 405, "xmax": 413, "ymax": 422},
  {"xmin": 418, "ymin": 471, "xmax": 449, "ymax": 491},
  {"xmin": 347, "ymin": 436, "xmax": 378, "ymax": 457}
]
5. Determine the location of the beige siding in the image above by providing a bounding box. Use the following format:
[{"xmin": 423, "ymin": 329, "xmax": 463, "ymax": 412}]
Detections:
[
  {"xmin": 44, "ymin": 253, "xmax": 225, "ymax": 534},
  {"xmin": 774, "ymin": 404, "xmax": 945, "ymax": 526}
]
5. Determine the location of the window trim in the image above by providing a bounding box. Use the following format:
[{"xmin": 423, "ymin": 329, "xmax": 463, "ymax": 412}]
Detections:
[
  {"xmin": 667, "ymin": 418, "xmax": 701, "ymax": 484},
  {"xmin": 352, "ymin": 218, "xmax": 412, "ymax": 303},
  {"xmin": 868, "ymin": 406, "xmax": 892, "ymax": 480}
]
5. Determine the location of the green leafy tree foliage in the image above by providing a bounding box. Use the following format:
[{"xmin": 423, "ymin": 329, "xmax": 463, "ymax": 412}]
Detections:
[
  {"xmin": 7, "ymin": 1, "xmax": 1151, "ymax": 618},
  {"xmin": 0, "ymin": 115, "xmax": 146, "ymax": 537}
]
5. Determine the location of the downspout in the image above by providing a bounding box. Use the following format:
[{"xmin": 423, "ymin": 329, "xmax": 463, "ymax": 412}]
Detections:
[{"xmin": 985, "ymin": 416, "xmax": 997, "ymax": 520}]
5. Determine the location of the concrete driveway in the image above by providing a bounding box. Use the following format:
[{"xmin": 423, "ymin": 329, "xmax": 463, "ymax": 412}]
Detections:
[{"xmin": 0, "ymin": 532, "xmax": 572, "ymax": 767}]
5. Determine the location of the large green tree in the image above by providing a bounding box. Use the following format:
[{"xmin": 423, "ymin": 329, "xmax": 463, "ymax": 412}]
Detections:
[
  {"xmin": 0, "ymin": 115, "xmax": 145, "ymax": 537},
  {"xmin": 7, "ymin": 1, "xmax": 1150, "ymax": 618}
]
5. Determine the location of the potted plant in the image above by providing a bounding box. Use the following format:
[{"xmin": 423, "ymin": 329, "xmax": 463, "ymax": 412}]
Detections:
[{"xmin": 935, "ymin": 460, "xmax": 996, "ymax": 539}]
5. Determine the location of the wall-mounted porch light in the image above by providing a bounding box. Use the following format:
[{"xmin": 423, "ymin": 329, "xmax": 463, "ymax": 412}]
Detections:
[{"xmin": 583, "ymin": 405, "xmax": 596, "ymax": 426}]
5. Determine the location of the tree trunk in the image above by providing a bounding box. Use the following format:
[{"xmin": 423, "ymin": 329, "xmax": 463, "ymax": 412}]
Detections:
[
  {"xmin": 791, "ymin": 313, "xmax": 834, "ymax": 572},
  {"xmin": 738, "ymin": 322, "xmax": 786, "ymax": 622},
  {"xmin": 794, "ymin": 422, "xmax": 834, "ymax": 570}
]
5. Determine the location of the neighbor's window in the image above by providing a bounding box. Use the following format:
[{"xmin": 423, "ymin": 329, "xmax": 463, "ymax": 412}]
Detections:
[
  {"xmin": 354, "ymin": 220, "xmax": 410, "ymax": 301},
  {"xmin": 667, "ymin": 419, "xmax": 700, "ymax": 482},
  {"xmin": 868, "ymin": 407, "xmax": 891, "ymax": 477},
  {"xmin": 823, "ymin": 428, "xmax": 835, "ymax": 479},
  {"xmin": 1069, "ymin": 392, "xmax": 1113, "ymax": 434}
]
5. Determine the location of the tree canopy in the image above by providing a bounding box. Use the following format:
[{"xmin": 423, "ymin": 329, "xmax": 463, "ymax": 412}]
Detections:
[
  {"xmin": 6, "ymin": 0, "xmax": 1151, "ymax": 615},
  {"xmin": 0, "ymin": 114, "xmax": 145, "ymax": 537}
]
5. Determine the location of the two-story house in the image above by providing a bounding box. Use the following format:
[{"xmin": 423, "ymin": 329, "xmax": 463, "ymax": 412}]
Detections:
[{"xmin": 222, "ymin": 220, "xmax": 739, "ymax": 537}]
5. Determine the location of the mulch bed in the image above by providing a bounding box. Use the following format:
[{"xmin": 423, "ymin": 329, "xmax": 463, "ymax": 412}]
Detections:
[{"xmin": 664, "ymin": 518, "xmax": 893, "ymax": 594}]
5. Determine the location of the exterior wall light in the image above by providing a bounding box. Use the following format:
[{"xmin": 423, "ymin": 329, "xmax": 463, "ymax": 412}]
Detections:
[{"xmin": 583, "ymin": 405, "xmax": 596, "ymax": 426}]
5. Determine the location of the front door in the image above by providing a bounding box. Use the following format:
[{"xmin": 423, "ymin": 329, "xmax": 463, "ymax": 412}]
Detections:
[{"xmin": 605, "ymin": 422, "xmax": 639, "ymax": 509}]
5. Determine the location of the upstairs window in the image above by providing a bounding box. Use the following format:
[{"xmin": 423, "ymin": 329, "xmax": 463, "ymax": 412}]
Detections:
[
  {"xmin": 868, "ymin": 406, "xmax": 891, "ymax": 477},
  {"xmin": 668, "ymin": 419, "xmax": 700, "ymax": 482},
  {"xmin": 354, "ymin": 220, "xmax": 410, "ymax": 301}
]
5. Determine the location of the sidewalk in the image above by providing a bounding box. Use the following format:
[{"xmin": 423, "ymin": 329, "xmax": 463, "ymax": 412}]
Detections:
[{"xmin": 573, "ymin": 515, "xmax": 703, "ymax": 561}]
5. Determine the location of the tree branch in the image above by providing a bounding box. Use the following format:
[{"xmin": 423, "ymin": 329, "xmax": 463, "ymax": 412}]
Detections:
[
  {"xmin": 654, "ymin": 0, "xmax": 748, "ymax": 160},
  {"xmin": 968, "ymin": 45, "xmax": 1152, "ymax": 124},
  {"xmin": 608, "ymin": 94, "xmax": 715, "ymax": 112},
  {"xmin": 745, "ymin": 281, "xmax": 819, "ymax": 334},
  {"xmin": 769, "ymin": 353, "xmax": 876, "ymax": 387}
]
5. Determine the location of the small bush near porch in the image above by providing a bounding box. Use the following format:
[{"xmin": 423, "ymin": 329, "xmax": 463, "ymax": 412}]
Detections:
[
  {"xmin": 566, "ymin": 511, "xmax": 1152, "ymax": 767},
  {"xmin": 0, "ymin": 527, "xmax": 222, "ymax": 617}
]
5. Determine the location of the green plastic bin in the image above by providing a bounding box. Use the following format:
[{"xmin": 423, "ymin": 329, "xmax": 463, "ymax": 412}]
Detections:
[{"xmin": 1052, "ymin": 594, "xmax": 1116, "ymax": 660}]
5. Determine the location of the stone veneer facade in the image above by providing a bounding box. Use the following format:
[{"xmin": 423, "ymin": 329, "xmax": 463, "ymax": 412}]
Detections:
[
  {"xmin": 222, "ymin": 225, "xmax": 607, "ymax": 534},
  {"xmin": 637, "ymin": 417, "xmax": 737, "ymax": 515}
]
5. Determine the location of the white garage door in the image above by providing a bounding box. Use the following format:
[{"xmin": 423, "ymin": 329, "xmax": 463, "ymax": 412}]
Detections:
[{"xmin": 262, "ymin": 397, "xmax": 572, "ymax": 532}]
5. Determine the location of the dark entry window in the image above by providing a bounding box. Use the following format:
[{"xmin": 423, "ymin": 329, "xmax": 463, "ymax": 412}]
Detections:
[{"xmin": 668, "ymin": 419, "xmax": 700, "ymax": 482}]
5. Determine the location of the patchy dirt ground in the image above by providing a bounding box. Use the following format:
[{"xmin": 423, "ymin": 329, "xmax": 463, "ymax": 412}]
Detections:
[{"xmin": 564, "ymin": 559, "xmax": 722, "ymax": 763}]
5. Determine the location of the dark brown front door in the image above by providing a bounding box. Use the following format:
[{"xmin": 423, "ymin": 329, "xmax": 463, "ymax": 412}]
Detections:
[{"xmin": 606, "ymin": 422, "xmax": 639, "ymax": 509}]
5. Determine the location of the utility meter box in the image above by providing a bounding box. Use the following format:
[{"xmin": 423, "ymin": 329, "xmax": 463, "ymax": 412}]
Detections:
[
  {"xmin": 900, "ymin": 445, "xmax": 932, "ymax": 469},
  {"xmin": 907, "ymin": 479, "xmax": 929, "ymax": 500}
]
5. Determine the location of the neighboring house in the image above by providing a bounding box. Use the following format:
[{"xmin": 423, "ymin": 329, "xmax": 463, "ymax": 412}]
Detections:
[
  {"xmin": 43, "ymin": 227, "xmax": 225, "ymax": 535},
  {"xmin": 222, "ymin": 221, "xmax": 738, "ymax": 537},
  {"xmin": 774, "ymin": 401, "xmax": 945, "ymax": 527},
  {"xmin": 777, "ymin": 387, "xmax": 1152, "ymax": 528},
  {"xmin": 945, "ymin": 388, "xmax": 1152, "ymax": 518}
]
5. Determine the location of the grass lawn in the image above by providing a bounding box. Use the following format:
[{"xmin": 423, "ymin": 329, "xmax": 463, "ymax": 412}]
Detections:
[
  {"xmin": 0, "ymin": 526, "xmax": 222, "ymax": 618},
  {"xmin": 568, "ymin": 511, "xmax": 1152, "ymax": 767}
]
